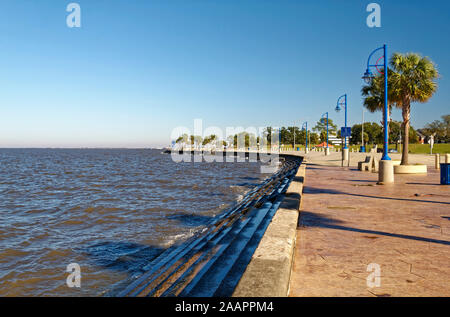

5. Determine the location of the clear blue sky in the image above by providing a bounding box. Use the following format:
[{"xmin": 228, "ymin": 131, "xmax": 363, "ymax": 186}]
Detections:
[{"xmin": 0, "ymin": 0, "xmax": 449, "ymax": 147}]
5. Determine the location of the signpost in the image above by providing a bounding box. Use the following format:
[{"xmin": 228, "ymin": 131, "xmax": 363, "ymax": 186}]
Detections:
[{"xmin": 341, "ymin": 127, "xmax": 351, "ymax": 137}]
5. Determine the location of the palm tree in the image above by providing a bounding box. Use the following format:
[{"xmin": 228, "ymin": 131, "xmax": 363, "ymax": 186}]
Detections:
[
  {"xmin": 390, "ymin": 53, "xmax": 439, "ymax": 165},
  {"xmin": 361, "ymin": 69, "xmax": 399, "ymax": 141}
]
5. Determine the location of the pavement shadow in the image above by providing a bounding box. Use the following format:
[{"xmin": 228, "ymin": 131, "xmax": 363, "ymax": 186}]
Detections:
[
  {"xmin": 298, "ymin": 211, "xmax": 450, "ymax": 246},
  {"xmin": 298, "ymin": 211, "xmax": 343, "ymax": 228},
  {"xmin": 293, "ymin": 176, "xmax": 305, "ymax": 183},
  {"xmin": 303, "ymin": 186, "xmax": 450, "ymax": 205},
  {"xmin": 306, "ymin": 166, "xmax": 332, "ymax": 171},
  {"xmin": 349, "ymin": 179, "xmax": 378, "ymax": 183}
]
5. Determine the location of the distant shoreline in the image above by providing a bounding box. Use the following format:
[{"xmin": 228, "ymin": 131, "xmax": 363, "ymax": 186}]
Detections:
[{"xmin": 0, "ymin": 147, "xmax": 163, "ymax": 150}]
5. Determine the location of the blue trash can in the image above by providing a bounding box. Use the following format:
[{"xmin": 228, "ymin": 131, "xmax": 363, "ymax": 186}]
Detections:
[
  {"xmin": 296, "ymin": 147, "xmax": 300, "ymax": 151},
  {"xmin": 360, "ymin": 146, "xmax": 366, "ymax": 153},
  {"xmin": 441, "ymin": 163, "xmax": 450, "ymax": 185}
]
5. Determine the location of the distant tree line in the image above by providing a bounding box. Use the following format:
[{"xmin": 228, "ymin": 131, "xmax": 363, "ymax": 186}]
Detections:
[
  {"xmin": 420, "ymin": 114, "xmax": 450, "ymax": 143},
  {"xmin": 175, "ymin": 113, "xmax": 449, "ymax": 150},
  {"xmin": 350, "ymin": 121, "xmax": 419, "ymax": 146}
]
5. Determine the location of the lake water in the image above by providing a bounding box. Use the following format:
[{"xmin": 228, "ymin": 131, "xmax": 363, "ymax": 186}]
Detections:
[{"xmin": 0, "ymin": 149, "xmax": 265, "ymax": 296}]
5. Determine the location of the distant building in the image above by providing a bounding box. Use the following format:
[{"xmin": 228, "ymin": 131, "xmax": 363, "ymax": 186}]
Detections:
[{"xmin": 328, "ymin": 134, "xmax": 350, "ymax": 146}]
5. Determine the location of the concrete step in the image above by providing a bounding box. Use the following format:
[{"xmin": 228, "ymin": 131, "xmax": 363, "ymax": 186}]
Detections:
[
  {"xmin": 183, "ymin": 176, "xmax": 292, "ymax": 297},
  {"xmin": 117, "ymin": 178, "xmax": 275, "ymax": 297},
  {"xmin": 115, "ymin": 158, "xmax": 300, "ymax": 297}
]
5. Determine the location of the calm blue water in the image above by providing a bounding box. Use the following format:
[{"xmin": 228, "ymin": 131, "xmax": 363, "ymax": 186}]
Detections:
[{"xmin": 0, "ymin": 149, "xmax": 265, "ymax": 296}]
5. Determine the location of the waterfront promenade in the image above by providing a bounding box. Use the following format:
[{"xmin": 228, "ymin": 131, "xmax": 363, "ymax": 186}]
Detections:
[{"xmin": 289, "ymin": 151, "xmax": 450, "ymax": 297}]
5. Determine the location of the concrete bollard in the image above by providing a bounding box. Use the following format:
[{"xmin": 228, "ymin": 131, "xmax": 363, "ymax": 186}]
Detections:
[
  {"xmin": 379, "ymin": 160, "xmax": 394, "ymax": 184},
  {"xmin": 342, "ymin": 148, "xmax": 349, "ymax": 161},
  {"xmin": 435, "ymin": 154, "xmax": 440, "ymax": 170},
  {"xmin": 446, "ymin": 154, "xmax": 450, "ymax": 164}
]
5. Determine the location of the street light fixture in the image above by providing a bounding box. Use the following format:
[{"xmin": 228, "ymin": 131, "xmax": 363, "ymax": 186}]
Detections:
[
  {"xmin": 362, "ymin": 69, "xmax": 375, "ymax": 84},
  {"xmin": 335, "ymin": 94, "xmax": 349, "ymax": 159},
  {"xmin": 335, "ymin": 94, "xmax": 349, "ymax": 162},
  {"xmin": 363, "ymin": 44, "xmax": 393, "ymax": 184}
]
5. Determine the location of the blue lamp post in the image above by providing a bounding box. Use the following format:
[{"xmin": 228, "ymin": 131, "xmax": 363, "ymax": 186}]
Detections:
[
  {"xmin": 362, "ymin": 44, "xmax": 394, "ymax": 184},
  {"xmin": 335, "ymin": 94, "xmax": 348, "ymax": 150},
  {"xmin": 362, "ymin": 44, "xmax": 390, "ymax": 161},
  {"xmin": 302, "ymin": 122, "xmax": 308, "ymax": 153}
]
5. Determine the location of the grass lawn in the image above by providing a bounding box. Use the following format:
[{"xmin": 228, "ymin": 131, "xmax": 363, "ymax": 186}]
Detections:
[
  {"xmin": 406, "ymin": 143, "xmax": 450, "ymax": 154},
  {"xmin": 281, "ymin": 143, "xmax": 450, "ymax": 154},
  {"xmin": 345, "ymin": 143, "xmax": 450, "ymax": 154}
]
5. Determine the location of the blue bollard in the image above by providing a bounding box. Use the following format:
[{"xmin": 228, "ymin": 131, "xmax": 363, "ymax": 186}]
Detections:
[{"xmin": 441, "ymin": 163, "xmax": 450, "ymax": 185}]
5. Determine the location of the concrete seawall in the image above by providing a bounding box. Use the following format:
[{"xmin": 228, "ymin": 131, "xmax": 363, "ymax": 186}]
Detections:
[
  {"xmin": 115, "ymin": 152, "xmax": 303, "ymax": 297},
  {"xmin": 233, "ymin": 157, "xmax": 306, "ymax": 297}
]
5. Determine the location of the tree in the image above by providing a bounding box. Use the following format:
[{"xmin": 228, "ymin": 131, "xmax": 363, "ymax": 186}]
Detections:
[
  {"xmin": 176, "ymin": 133, "xmax": 189, "ymax": 144},
  {"xmin": 389, "ymin": 121, "xmax": 402, "ymax": 145},
  {"xmin": 193, "ymin": 135, "xmax": 203, "ymax": 145},
  {"xmin": 389, "ymin": 121, "xmax": 419, "ymax": 149},
  {"xmin": 351, "ymin": 122, "xmax": 383, "ymax": 145},
  {"xmin": 280, "ymin": 126, "xmax": 302, "ymax": 145},
  {"xmin": 233, "ymin": 132, "xmax": 257, "ymax": 148},
  {"xmin": 309, "ymin": 132, "xmax": 319, "ymax": 145},
  {"xmin": 313, "ymin": 118, "xmax": 337, "ymax": 143},
  {"xmin": 350, "ymin": 124, "xmax": 369, "ymax": 145},
  {"xmin": 443, "ymin": 115, "xmax": 450, "ymax": 142},
  {"xmin": 202, "ymin": 134, "xmax": 217, "ymax": 146},
  {"xmin": 361, "ymin": 69, "xmax": 399, "ymax": 140},
  {"xmin": 390, "ymin": 53, "xmax": 439, "ymax": 165},
  {"xmin": 422, "ymin": 115, "xmax": 449, "ymax": 142},
  {"xmin": 263, "ymin": 127, "xmax": 273, "ymax": 146}
]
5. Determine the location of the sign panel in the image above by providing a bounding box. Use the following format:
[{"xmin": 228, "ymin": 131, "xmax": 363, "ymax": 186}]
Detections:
[{"xmin": 341, "ymin": 127, "xmax": 352, "ymax": 137}]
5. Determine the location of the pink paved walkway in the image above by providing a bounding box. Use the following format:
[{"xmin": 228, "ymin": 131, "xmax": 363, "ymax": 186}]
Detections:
[{"xmin": 289, "ymin": 164, "xmax": 450, "ymax": 297}]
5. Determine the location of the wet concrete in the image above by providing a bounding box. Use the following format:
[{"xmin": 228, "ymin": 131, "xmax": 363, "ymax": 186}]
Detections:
[{"xmin": 289, "ymin": 157, "xmax": 450, "ymax": 297}]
